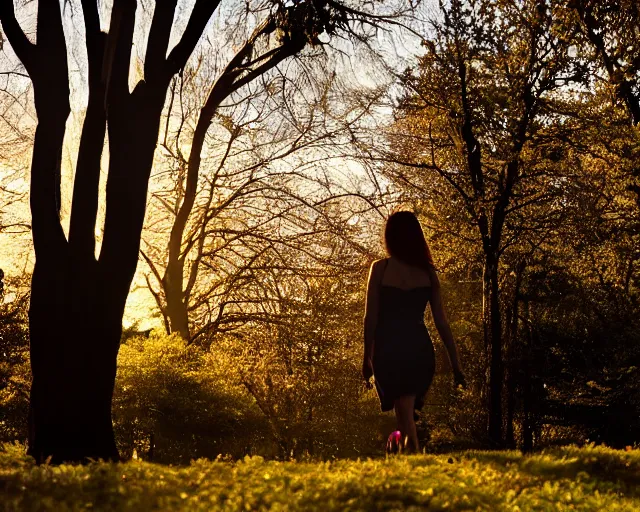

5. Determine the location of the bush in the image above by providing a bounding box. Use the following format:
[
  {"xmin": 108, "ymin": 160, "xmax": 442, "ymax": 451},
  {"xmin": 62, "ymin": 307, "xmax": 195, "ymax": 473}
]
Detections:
[
  {"xmin": 0, "ymin": 290, "xmax": 30, "ymax": 443},
  {"xmin": 114, "ymin": 332, "xmax": 270, "ymax": 463},
  {"xmin": 206, "ymin": 333, "xmax": 391, "ymax": 460}
]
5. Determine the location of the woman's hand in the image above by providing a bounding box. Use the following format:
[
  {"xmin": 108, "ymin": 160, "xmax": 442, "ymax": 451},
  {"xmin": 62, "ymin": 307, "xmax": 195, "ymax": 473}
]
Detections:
[
  {"xmin": 362, "ymin": 357, "xmax": 374, "ymax": 383},
  {"xmin": 453, "ymin": 369, "xmax": 466, "ymax": 389}
]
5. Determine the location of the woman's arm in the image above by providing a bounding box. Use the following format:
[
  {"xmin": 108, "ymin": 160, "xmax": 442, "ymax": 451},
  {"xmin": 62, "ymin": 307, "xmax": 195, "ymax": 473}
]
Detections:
[
  {"xmin": 362, "ymin": 260, "xmax": 382, "ymax": 377},
  {"xmin": 428, "ymin": 270, "xmax": 463, "ymax": 378}
]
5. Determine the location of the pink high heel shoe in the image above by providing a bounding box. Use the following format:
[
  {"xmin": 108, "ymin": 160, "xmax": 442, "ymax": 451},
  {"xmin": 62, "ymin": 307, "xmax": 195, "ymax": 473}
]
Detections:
[{"xmin": 386, "ymin": 430, "xmax": 402, "ymax": 454}]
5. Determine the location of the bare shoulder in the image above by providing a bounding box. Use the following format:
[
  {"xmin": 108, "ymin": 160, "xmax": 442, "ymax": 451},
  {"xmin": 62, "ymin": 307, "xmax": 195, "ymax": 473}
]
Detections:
[
  {"xmin": 367, "ymin": 258, "xmax": 388, "ymax": 281},
  {"xmin": 370, "ymin": 258, "xmax": 389, "ymax": 274}
]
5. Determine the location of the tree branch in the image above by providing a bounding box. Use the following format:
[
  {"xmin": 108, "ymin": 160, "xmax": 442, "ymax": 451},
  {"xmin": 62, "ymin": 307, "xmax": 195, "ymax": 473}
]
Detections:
[
  {"xmin": 69, "ymin": 0, "xmax": 107, "ymax": 259},
  {"xmin": 165, "ymin": 0, "xmax": 222, "ymax": 77},
  {"xmin": 27, "ymin": 0, "xmax": 70, "ymax": 257},
  {"xmin": 104, "ymin": 0, "xmax": 136, "ymax": 107},
  {"xmin": 81, "ymin": 0, "xmax": 102, "ymax": 51},
  {"xmin": 145, "ymin": 0, "xmax": 179, "ymax": 85},
  {"xmin": 0, "ymin": 2, "xmax": 36, "ymax": 73}
]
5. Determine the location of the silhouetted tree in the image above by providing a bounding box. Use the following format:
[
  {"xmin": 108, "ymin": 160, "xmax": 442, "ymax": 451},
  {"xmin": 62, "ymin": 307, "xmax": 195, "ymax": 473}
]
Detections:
[{"xmin": 142, "ymin": 65, "xmax": 380, "ymax": 342}]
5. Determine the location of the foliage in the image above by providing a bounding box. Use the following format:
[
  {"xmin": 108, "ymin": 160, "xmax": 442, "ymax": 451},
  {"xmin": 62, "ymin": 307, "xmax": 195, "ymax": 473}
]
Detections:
[
  {"xmin": 205, "ymin": 265, "xmax": 388, "ymax": 459},
  {"xmin": 569, "ymin": 0, "xmax": 640, "ymax": 126},
  {"xmin": 113, "ymin": 332, "xmax": 269, "ymax": 463},
  {"xmin": 0, "ymin": 275, "xmax": 30, "ymax": 443},
  {"xmin": 381, "ymin": 0, "xmax": 591, "ymax": 446},
  {"xmin": 1, "ymin": 443, "xmax": 639, "ymax": 511},
  {"xmin": 114, "ymin": 326, "xmax": 389, "ymax": 462}
]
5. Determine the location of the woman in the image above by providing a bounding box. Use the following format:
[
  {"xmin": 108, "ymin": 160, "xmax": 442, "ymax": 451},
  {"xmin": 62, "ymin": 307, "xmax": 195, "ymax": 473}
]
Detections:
[{"xmin": 363, "ymin": 211, "xmax": 465, "ymax": 453}]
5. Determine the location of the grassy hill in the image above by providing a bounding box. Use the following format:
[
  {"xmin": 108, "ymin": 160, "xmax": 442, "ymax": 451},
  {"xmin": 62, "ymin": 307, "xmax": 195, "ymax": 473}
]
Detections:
[{"xmin": 1, "ymin": 443, "xmax": 639, "ymax": 511}]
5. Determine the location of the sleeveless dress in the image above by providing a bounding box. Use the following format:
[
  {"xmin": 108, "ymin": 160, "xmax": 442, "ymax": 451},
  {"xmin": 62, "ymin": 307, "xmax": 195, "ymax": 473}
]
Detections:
[{"xmin": 373, "ymin": 260, "xmax": 436, "ymax": 412}]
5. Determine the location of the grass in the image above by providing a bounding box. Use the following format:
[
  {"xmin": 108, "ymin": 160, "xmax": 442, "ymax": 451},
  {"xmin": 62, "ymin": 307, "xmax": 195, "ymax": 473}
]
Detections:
[{"xmin": 1, "ymin": 443, "xmax": 639, "ymax": 511}]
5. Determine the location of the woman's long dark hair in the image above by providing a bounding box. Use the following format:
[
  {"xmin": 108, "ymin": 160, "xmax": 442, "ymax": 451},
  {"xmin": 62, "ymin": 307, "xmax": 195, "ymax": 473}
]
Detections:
[{"xmin": 384, "ymin": 211, "xmax": 435, "ymax": 273}]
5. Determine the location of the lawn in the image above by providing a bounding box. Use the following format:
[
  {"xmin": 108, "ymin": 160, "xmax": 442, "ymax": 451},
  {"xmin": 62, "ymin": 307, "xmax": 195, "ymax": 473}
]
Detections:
[{"xmin": 1, "ymin": 443, "xmax": 638, "ymax": 511}]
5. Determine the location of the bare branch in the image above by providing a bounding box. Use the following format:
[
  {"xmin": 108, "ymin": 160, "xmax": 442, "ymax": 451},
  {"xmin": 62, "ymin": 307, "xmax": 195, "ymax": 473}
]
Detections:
[
  {"xmin": 104, "ymin": 0, "xmax": 136, "ymax": 106},
  {"xmin": 145, "ymin": 0, "xmax": 179, "ymax": 85},
  {"xmin": 0, "ymin": 2, "xmax": 36, "ymax": 73},
  {"xmin": 165, "ymin": 0, "xmax": 222, "ymax": 77}
]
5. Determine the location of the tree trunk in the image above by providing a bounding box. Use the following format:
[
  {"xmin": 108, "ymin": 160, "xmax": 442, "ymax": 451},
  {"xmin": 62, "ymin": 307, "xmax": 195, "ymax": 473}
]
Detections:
[
  {"xmin": 505, "ymin": 371, "xmax": 515, "ymax": 449},
  {"xmin": 521, "ymin": 298, "xmax": 533, "ymax": 453},
  {"xmin": 163, "ymin": 259, "xmax": 190, "ymax": 339},
  {"xmin": 484, "ymin": 253, "xmax": 503, "ymax": 446},
  {"xmin": 522, "ymin": 362, "xmax": 533, "ymax": 453},
  {"xmin": 27, "ymin": 95, "xmax": 165, "ymax": 462},
  {"xmin": 27, "ymin": 10, "xmax": 119, "ymax": 463},
  {"xmin": 505, "ymin": 305, "xmax": 517, "ymax": 450},
  {"xmin": 28, "ymin": 263, "xmax": 120, "ymax": 463}
]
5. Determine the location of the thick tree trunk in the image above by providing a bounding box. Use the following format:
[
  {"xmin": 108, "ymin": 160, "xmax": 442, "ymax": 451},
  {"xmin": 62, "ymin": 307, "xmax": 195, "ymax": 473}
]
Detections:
[
  {"xmin": 27, "ymin": 14, "xmax": 118, "ymax": 462},
  {"xmin": 28, "ymin": 146, "xmax": 165, "ymax": 463},
  {"xmin": 27, "ymin": 96, "xmax": 165, "ymax": 462},
  {"xmin": 28, "ymin": 262, "xmax": 120, "ymax": 463}
]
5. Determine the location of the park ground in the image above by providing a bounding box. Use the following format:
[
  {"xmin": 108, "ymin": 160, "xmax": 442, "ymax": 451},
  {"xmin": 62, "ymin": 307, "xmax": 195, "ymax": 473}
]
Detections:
[{"xmin": 0, "ymin": 443, "xmax": 639, "ymax": 511}]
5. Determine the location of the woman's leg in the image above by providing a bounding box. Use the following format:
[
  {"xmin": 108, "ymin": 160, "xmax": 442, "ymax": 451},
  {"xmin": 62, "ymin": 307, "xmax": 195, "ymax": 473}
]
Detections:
[
  {"xmin": 404, "ymin": 396, "xmax": 419, "ymax": 453},
  {"xmin": 394, "ymin": 395, "xmax": 419, "ymax": 453},
  {"xmin": 393, "ymin": 398, "xmax": 407, "ymax": 441}
]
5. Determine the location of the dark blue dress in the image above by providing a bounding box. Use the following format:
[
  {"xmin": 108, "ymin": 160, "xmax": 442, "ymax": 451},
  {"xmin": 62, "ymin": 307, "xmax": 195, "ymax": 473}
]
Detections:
[{"xmin": 373, "ymin": 269, "xmax": 436, "ymax": 412}]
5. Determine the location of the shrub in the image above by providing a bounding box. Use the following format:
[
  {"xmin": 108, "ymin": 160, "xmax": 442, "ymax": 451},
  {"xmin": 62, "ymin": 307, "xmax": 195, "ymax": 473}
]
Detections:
[
  {"xmin": 0, "ymin": 290, "xmax": 30, "ymax": 443},
  {"xmin": 114, "ymin": 332, "xmax": 269, "ymax": 463}
]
